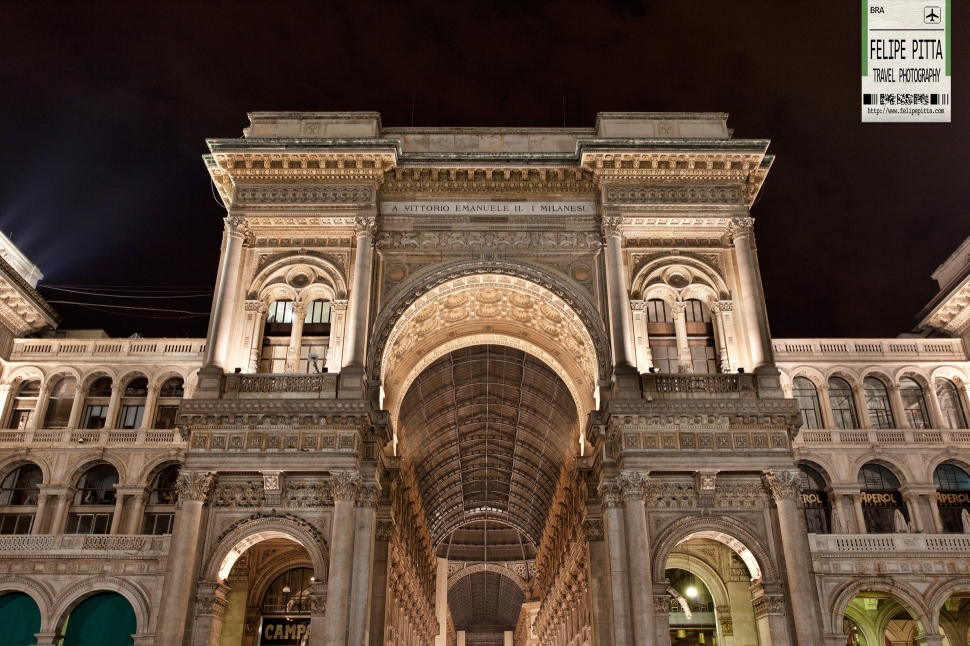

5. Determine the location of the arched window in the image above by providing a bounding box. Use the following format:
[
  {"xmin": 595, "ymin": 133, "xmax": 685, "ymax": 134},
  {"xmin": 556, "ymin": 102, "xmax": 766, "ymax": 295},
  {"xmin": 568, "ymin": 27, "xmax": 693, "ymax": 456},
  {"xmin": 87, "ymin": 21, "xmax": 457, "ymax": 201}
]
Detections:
[
  {"xmin": 0, "ymin": 464, "xmax": 42, "ymax": 534},
  {"xmin": 69, "ymin": 464, "xmax": 119, "ymax": 535},
  {"xmin": 898, "ymin": 377, "xmax": 930, "ymax": 429},
  {"xmin": 793, "ymin": 377, "xmax": 823, "ymax": 429},
  {"xmin": 799, "ymin": 464, "xmax": 830, "ymax": 533},
  {"xmin": 83, "ymin": 377, "xmax": 112, "ymax": 429},
  {"xmin": 300, "ymin": 300, "xmax": 332, "ymax": 374},
  {"xmin": 683, "ymin": 299, "xmax": 717, "ymax": 374},
  {"xmin": 645, "ymin": 299, "xmax": 677, "ymax": 373},
  {"xmin": 8, "ymin": 380, "xmax": 40, "ymax": 429},
  {"xmin": 118, "ymin": 377, "xmax": 148, "ymax": 430},
  {"xmin": 858, "ymin": 463, "xmax": 907, "ymax": 534},
  {"xmin": 934, "ymin": 463, "xmax": 970, "ymax": 533},
  {"xmin": 154, "ymin": 378, "xmax": 184, "ymax": 430},
  {"xmin": 145, "ymin": 465, "xmax": 179, "ymax": 535},
  {"xmin": 827, "ymin": 377, "xmax": 859, "ymax": 430},
  {"xmin": 936, "ymin": 379, "xmax": 968, "ymax": 430},
  {"xmin": 864, "ymin": 377, "xmax": 895, "ymax": 429},
  {"xmin": 43, "ymin": 377, "xmax": 76, "ymax": 429},
  {"xmin": 263, "ymin": 567, "xmax": 314, "ymax": 615}
]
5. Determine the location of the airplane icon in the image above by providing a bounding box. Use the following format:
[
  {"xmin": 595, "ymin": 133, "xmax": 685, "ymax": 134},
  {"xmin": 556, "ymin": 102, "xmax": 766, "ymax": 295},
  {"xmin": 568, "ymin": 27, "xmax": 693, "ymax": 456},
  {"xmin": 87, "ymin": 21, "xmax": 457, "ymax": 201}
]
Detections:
[{"xmin": 925, "ymin": 6, "xmax": 941, "ymax": 23}]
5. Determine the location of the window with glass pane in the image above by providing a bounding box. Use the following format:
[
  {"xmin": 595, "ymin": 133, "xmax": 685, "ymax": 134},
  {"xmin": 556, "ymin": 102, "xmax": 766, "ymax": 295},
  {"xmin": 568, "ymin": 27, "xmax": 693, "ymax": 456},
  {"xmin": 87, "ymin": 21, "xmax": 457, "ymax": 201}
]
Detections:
[
  {"xmin": 76, "ymin": 465, "xmax": 118, "ymax": 505},
  {"xmin": 87, "ymin": 377, "xmax": 112, "ymax": 397},
  {"xmin": 793, "ymin": 377, "xmax": 823, "ymax": 429},
  {"xmin": 66, "ymin": 513, "xmax": 111, "ymax": 534},
  {"xmin": 150, "ymin": 465, "xmax": 179, "ymax": 505},
  {"xmin": 936, "ymin": 379, "xmax": 968, "ymax": 430},
  {"xmin": 646, "ymin": 299, "xmax": 677, "ymax": 373},
  {"xmin": 827, "ymin": 377, "xmax": 859, "ymax": 429},
  {"xmin": 9, "ymin": 380, "xmax": 40, "ymax": 430},
  {"xmin": 263, "ymin": 568, "xmax": 314, "ymax": 614},
  {"xmin": 83, "ymin": 405, "xmax": 108, "ymax": 429},
  {"xmin": 864, "ymin": 377, "xmax": 896, "ymax": 429},
  {"xmin": 0, "ymin": 514, "xmax": 33, "ymax": 534},
  {"xmin": 0, "ymin": 464, "xmax": 41, "ymax": 505},
  {"xmin": 124, "ymin": 377, "xmax": 148, "ymax": 397},
  {"xmin": 645, "ymin": 299, "xmax": 673, "ymax": 322},
  {"xmin": 153, "ymin": 406, "xmax": 179, "ymax": 429},
  {"xmin": 18, "ymin": 381, "xmax": 40, "ymax": 397},
  {"xmin": 858, "ymin": 463, "xmax": 906, "ymax": 533},
  {"xmin": 799, "ymin": 464, "xmax": 830, "ymax": 533},
  {"xmin": 143, "ymin": 513, "xmax": 174, "ymax": 535},
  {"xmin": 10, "ymin": 410, "xmax": 32, "ymax": 429},
  {"xmin": 934, "ymin": 463, "xmax": 970, "ymax": 532},
  {"xmin": 898, "ymin": 377, "xmax": 930, "ymax": 429},
  {"xmin": 683, "ymin": 299, "xmax": 717, "ymax": 373},
  {"xmin": 159, "ymin": 377, "xmax": 184, "ymax": 398},
  {"xmin": 304, "ymin": 300, "xmax": 331, "ymax": 324},
  {"xmin": 299, "ymin": 342, "xmax": 329, "ymax": 374},
  {"xmin": 260, "ymin": 341, "xmax": 288, "ymax": 373},
  {"xmin": 265, "ymin": 300, "xmax": 295, "ymax": 337},
  {"xmin": 119, "ymin": 405, "xmax": 144, "ymax": 429},
  {"xmin": 43, "ymin": 377, "xmax": 76, "ymax": 429}
]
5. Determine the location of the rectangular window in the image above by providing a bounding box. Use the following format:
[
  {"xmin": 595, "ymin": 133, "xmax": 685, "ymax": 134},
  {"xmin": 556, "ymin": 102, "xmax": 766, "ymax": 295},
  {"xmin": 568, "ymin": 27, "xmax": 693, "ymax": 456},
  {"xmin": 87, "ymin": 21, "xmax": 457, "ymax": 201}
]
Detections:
[
  {"xmin": 299, "ymin": 343, "xmax": 329, "ymax": 374},
  {"xmin": 689, "ymin": 344, "xmax": 717, "ymax": 374},
  {"xmin": 83, "ymin": 405, "xmax": 108, "ymax": 429},
  {"xmin": 43, "ymin": 398, "xmax": 73, "ymax": 429},
  {"xmin": 143, "ymin": 513, "xmax": 174, "ymax": 535},
  {"xmin": 153, "ymin": 406, "xmax": 179, "ymax": 429},
  {"xmin": 66, "ymin": 513, "xmax": 112, "ymax": 535},
  {"xmin": 0, "ymin": 513, "xmax": 34, "ymax": 534},
  {"xmin": 10, "ymin": 410, "xmax": 32, "ymax": 429},
  {"xmin": 649, "ymin": 344, "xmax": 678, "ymax": 374},
  {"xmin": 119, "ymin": 405, "xmax": 144, "ymax": 429},
  {"xmin": 260, "ymin": 342, "xmax": 288, "ymax": 373}
]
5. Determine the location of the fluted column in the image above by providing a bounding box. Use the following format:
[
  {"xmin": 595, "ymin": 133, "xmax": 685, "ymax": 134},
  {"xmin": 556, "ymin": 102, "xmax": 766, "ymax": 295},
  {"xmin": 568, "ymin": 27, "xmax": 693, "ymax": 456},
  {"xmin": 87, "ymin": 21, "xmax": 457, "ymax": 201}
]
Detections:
[
  {"xmin": 671, "ymin": 302, "xmax": 693, "ymax": 373},
  {"xmin": 630, "ymin": 300, "xmax": 654, "ymax": 373},
  {"xmin": 127, "ymin": 490, "xmax": 149, "ymax": 534},
  {"xmin": 324, "ymin": 471, "xmax": 361, "ymax": 645},
  {"xmin": 711, "ymin": 301, "xmax": 733, "ymax": 373},
  {"xmin": 284, "ymin": 301, "xmax": 308, "ymax": 373},
  {"xmin": 155, "ymin": 471, "xmax": 214, "ymax": 646},
  {"xmin": 764, "ymin": 470, "xmax": 823, "ymax": 646},
  {"xmin": 598, "ymin": 482, "xmax": 633, "ymax": 646},
  {"xmin": 50, "ymin": 490, "xmax": 74, "ymax": 534},
  {"xmin": 348, "ymin": 481, "xmax": 380, "ymax": 646},
  {"xmin": 67, "ymin": 385, "xmax": 86, "ymax": 429},
  {"xmin": 601, "ymin": 215, "xmax": 636, "ymax": 370},
  {"xmin": 343, "ymin": 216, "xmax": 376, "ymax": 369},
  {"xmin": 729, "ymin": 217, "xmax": 772, "ymax": 371},
  {"xmin": 104, "ymin": 384, "xmax": 121, "ymax": 430},
  {"xmin": 204, "ymin": 216, "xmax": 248, "ymax": 369},
  {"xmin": 618, "ymin": 471, "xmax": 656, "ymax": 646}
]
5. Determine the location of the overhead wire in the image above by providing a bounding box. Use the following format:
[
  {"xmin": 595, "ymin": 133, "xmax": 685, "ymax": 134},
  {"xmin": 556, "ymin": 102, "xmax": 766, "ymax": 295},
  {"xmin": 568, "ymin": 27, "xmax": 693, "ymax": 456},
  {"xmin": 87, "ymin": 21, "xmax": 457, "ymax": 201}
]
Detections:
[
  {"xmin": 41, "ymin": 286, "xmax": 213, "ymax": 299},
  {"xmin": 45, "ymin": 300, "xmax": 209, "ymax": 315}
]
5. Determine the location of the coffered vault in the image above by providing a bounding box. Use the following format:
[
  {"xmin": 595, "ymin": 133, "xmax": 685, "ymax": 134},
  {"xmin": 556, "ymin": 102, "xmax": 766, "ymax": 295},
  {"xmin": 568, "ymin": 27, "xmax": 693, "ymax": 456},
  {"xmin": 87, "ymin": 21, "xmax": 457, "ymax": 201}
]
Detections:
[{"xmin": 398, "ymin": 345, "xmax": 578, "ymax": 547}]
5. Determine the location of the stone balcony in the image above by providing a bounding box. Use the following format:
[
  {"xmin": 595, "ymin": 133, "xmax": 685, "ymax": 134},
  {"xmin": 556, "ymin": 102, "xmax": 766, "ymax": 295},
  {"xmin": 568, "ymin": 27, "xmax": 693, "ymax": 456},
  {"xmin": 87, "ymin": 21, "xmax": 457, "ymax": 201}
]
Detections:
[
  {"xmin": 0, "ymin": 428, "xmax": 183, "ymax": 447},
  {"xmin": 9, "ymin": 337, "xmax": 206, "ymax": 362},
  {"xmin": 809, "ymin": 533, "xmax": 970, "ymax": 575},
  {"xmin": 796, "ymin": 429, "xmax": 970, "ymax": 446},
  {"xmin": 772, "ymin": 337, "xmax": 966, "ymax": 362},
  {"xmin": 0, "ymin": 533, "xmax": 170, "ymax": 555}
]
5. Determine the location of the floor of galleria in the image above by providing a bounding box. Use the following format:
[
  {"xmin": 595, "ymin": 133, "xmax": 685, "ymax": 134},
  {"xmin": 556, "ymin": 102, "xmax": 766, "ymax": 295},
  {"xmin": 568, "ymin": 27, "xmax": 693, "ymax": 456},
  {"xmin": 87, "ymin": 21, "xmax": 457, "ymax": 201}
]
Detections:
[{"xmin": 0, "ymin": 111, "xmax": 969, "ymax": 646}]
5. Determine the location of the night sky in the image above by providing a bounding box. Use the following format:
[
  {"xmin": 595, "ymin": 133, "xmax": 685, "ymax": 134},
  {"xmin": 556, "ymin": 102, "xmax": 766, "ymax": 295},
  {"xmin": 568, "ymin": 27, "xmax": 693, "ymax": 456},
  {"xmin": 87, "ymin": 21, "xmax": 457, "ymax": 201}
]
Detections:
[{"xmin": 2, "ymin": 2, "xmax": 967, "ymax": 340}]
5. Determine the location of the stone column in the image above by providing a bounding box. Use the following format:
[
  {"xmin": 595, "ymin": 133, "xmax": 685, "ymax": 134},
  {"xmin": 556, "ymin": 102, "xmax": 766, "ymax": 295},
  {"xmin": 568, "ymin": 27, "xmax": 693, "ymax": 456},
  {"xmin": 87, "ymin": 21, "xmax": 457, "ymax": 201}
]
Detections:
[
  {"xmin": 245, "ymin": 301, "xmax": 268, "ymax": 373},
  {"xmin": 342, "ymin": 216, "xmax": 376, "ymax": 370},
  {"xmin": 630, "ymin": 300, "xmax": 654, "ymax": 373},
  {"xmin": 50, "ymin": 490, "xmax": 74, "ymax": 534},
  {"xmin": 155, "ymin": 471, "xmax": 214, "ymax": 646},
  {"xmin": 729, "ymin": 217, "xmax": 772, "ymax": 371},
  {"xmin": 928, "ymin": 491, "xmax": 945, "ymax": 533},
  {"xmin": 750, "ymin": 582, "xmax": 788, "ymax": 645},
  {"xmin": 109, "ymin": 490, "xmax": 127, "ymax": 534},
  {"xmin": 852, "ymin": 493, "xmax": 868, "ymax": 534},
  {"xmin": 31, "ymin": 492, "xmax": 49, "ymax": 535},
  {"xmin": 764, "ymin": 470, "xmax": 824, "ymax": 646},
  {"xmin": 284, "ymin": 301, "xmax": 308, "ymax": 373},
  {"xmin": 434, "ymin": 557, "xmax": 449, "ymax": 646},
  {"xmin": 618, "ymin": 471, "xmax": 656, "ymax": 646},
  {"xmin": 139, "ymin": 386, "xmax": 158, "ymax": 430},
  {"xmin": 204, "ymin": 216, "xmax": 247, "ymax": 369},
  {"xmin": 0, "ymin": 384, "xmax": 13, "ymax": 429},
  {"xmin": 652, "ymin": 584, "xmax": 672, "ymax": 646},
  {"xmin": 28, "ymin": 384, "xmax": 50, "ymax": 430},
  {"xmin": 671, "ymin": 302, "xmax": 693, "ymax": 374},
  {"xmin": 601, "ymin": 215, "xmax": 636, "ymax": 370},
  {"xmin": 67, "ymin": 384, "xmax": 86, "ymax": 429},
  {"xmin": 192, "ymin": 582, "xmax": 230, "ymax": 646},
  {"xmin": 585, "ymin": 518, "xmax": 613, "ymax": 646},
  {"xmin": 902, "ymin": 491, "xmax": 924, "ymax": 532},
  {"xmin": 598, "ymin": 481, "xmax": 633, "ymax": 646},
  {"xmin": 711, "ymin": 302, "xmax": 733, "ymax": 373},
  {"xmin": 348, "ymin": 481, "xmax": 380, "ymax": 646},
  {"xmin": 308, "ymin": 581, "xmax": 329, "ymax": 646},
  {"xmin": 926, "ymin": 382, "xmax": 946, "ymax": 429},
  {"xmin": 889, "ymin": 384, "xmax": 909, "ymax": 429},
  {"xmin": 104, "ymin": 384, "xmax": 121, "ymax": 430},
  {"xmin": 817, "ymin": 384, "xmax": 837, "ymax": 429},
  {"xmin": 127, "ymin": 490, "xmax": 149, "ymax": 535},
  {"xmin": 852, "ymin": 383, "xmax": 872, "ymax": 429},
  {"xmin": 457, "ymin": 631, "xmax": 466, "ymax": 646},
  {"xmin": 324, "ymin": 471, "xmax": 361, "ymax": 645}
]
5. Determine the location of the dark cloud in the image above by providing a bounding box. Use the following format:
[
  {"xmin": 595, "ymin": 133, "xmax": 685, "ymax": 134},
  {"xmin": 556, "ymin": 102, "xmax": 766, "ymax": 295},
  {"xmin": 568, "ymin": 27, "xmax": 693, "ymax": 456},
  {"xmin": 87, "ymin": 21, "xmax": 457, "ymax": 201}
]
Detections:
[{"xmin": 1, "ymin": 1, "xmax": 966, "ymax": 338}]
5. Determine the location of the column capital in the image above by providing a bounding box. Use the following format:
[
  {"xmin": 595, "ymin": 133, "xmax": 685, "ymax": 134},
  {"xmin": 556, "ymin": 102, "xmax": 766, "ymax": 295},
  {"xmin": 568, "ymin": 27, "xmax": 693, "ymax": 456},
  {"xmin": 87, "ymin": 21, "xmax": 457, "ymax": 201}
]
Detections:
[
  {"xmin": 330, "ymin": 470, "xmax": 361, "ymax": 501},
  {"xmin": 225, "ymin": 215, "xmax": 248, "ymax": 238},
  {"xmin": 175, "ymin": 471, "xmax": 214, "ymax": 505},
  {"xmin": 245, "ymin": 300, "xmax": 268, "ymax": 314},
  {"xmin": 670, "ymin": 301, "xmax": 687, "ymax": 316},
  {"xmin": 291, "ymin": 300, "xmax": 308, "ymax": 317},
  {"xmin": 354, "ymin": 215, "xmax": 377, "ymax": 238},
  {"xmin": 618, "ymin": 470, "xmax": 650, "ymax": 501},
  {"xmin": 728, "ymin": 215, "xmax": 755, "ymax": 242},
  {"xmin": 597, "ymin": 482, "xmax": 624, "ymax": 508},
  {"xmin": 763, "ymin": 469, "xmax": 801, "ymax": 501},
  {"xmin": 356, "ymin": 481, "xmax": 381, "ymax": 508},
  {"xmin": 600, "ymin": 215, "xmax": 624, "ymax": 238},
  {"xmin": 711, "ymin": 300, "xmax": 733, "ymax": 313}
]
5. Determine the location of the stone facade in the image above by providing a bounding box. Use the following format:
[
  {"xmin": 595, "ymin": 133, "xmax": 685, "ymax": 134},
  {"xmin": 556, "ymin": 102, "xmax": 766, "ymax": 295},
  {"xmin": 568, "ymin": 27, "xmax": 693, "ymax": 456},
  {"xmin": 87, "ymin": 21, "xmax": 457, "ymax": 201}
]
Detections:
[{"xmin": 0, "ymin": 111, "xmax": 967, "ymax": 646}]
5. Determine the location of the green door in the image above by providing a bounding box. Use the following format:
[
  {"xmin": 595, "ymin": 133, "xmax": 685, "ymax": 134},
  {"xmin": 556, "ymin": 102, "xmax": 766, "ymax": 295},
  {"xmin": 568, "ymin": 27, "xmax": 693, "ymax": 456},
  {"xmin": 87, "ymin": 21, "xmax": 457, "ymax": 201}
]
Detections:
[
  {"xmin": 63, "ymin": 592, "xmax": 136, "ymax": 646},
  {"xmin": 0, "ymin": 592, "xmax": 41, "ymax": 646}
]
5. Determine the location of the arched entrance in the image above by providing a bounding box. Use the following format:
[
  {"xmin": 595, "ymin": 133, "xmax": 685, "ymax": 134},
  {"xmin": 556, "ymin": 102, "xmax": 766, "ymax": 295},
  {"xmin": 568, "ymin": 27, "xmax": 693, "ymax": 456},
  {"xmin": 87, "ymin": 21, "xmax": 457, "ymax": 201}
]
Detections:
[
  {"xmin": 60, "ymin": 592, "xmax": 136, "ymax": 646},
  {"xmin": 397, "ymin": 344, "xmax": 580, "ymax": 645},
  {"xmin": 0, "ymin": 591, "xmax": 42, "ymax": 646}
]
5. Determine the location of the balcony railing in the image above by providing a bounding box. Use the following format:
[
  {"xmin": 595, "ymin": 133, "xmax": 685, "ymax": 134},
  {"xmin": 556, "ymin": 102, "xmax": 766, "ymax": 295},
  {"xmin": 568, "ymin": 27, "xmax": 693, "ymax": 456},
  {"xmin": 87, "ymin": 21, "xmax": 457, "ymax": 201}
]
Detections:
[
  {"xmin": 773, "ymin": 338, "xmax": 966, "ymax": 361},
  {"xmin": 0, "ymin": 428, "xmax": 182, "ymax": 446},
  {"xmin": 10, "ymin": 338, "xmax": 206, "ymax": 361},
  {"xmin": 796, "ymin": 429, "xmax": 970, "ymax": 444},
  {"xmin": 223, "ymin": 373, "xmax": 339, "ymax": 399},
  {"xmin": 810, "ymin": 533, "xmax": 970, "ymax": 555},
  {"xmin": 0, "ymin": 533, "xmax": 170, "ymax": 553},
  {"xmin": 640, "ymin": 373, "xmax": 759, "ymax": 399}
]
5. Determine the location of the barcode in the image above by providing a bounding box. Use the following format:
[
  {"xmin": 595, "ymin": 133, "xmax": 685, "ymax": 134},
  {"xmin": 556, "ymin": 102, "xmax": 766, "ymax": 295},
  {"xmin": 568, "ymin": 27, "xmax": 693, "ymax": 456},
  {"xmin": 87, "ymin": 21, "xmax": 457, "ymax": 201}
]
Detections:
[{"xmin": 864, "ymin": 93, "xmax": 949, "ymax": 106}]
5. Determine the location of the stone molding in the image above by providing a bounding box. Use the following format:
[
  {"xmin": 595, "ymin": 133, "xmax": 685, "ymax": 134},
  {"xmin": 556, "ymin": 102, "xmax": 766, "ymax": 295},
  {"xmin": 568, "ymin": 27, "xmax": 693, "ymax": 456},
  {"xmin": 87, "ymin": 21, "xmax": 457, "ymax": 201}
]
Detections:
[
  {"xmin": 605, "ymin": 185, "xmax": 742, "ymax": 205},
  {"xmin": 376, "ymin": 229, "xmax": 601, "ymax": 251},
  {"xmin": 235, "ymin": 185, "xmax": 372, "ymax": 205}
]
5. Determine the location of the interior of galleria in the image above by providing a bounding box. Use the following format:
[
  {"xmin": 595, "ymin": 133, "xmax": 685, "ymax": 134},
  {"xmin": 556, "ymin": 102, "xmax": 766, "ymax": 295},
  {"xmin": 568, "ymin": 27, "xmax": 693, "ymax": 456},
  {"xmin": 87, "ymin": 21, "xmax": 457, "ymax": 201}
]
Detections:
[{"xmin": 0, "ymin": 112, "xmax": 968, "ymax": 646}]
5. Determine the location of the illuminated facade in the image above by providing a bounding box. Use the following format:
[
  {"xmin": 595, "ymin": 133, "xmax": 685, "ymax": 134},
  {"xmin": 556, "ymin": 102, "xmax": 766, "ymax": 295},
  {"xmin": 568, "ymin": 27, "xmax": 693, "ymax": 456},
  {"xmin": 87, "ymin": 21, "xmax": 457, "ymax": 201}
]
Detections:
[{"xmin": 0, "ymin": 112, "xmax": 968, "ymax": 646}]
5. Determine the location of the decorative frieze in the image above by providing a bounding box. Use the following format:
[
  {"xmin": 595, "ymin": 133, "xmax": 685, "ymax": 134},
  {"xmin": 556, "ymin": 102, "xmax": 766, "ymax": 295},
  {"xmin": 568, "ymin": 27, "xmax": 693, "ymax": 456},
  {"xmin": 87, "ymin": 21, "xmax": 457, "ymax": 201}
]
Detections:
[
  {"xmin": 209, "ymin": 481, "xmax": 265, "ymax": 508},
  {"xmin": 606, "ymin": 186, "xmax": 741, "ymax": 205},
  {"xmin": 235, "ymin": 185, "xmax": 372, "ymax": 205},
  {"xmin": 714, "ymin": 481, "xmax": 770, "ymax": 508},
  {"xmin": 376, "ymin": 230, "xmax": 601, "ymax": 251}
]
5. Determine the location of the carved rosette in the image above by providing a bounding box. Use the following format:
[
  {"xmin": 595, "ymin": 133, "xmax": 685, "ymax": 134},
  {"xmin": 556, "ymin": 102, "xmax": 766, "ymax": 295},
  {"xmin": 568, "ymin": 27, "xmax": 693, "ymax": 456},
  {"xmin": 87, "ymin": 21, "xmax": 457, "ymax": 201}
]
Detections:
[
  {"xmin": 763, "ymin": 470, "xmax": 801, "ymax": 502},
  {"xmin": 618, "ymin": 471, "xmax": 650, "ymax": 501},
  {"xmin": 176, "ymin": 471, "xmax": 214, "ymax": 506},
  {"xmin": 600, "ymin": 215, "xmax": 624, "ymax": 238},
  {"xmin": 356, "ymin": 482, "xmax": 381, "ymax": 508},
  {"xmin": 354, "ymin": 216, "xmax": 377, "ymax": 239},
  {"xmin": 597, "ymin": 482, "xmax": 624, "ymax": 508},
  {"xmin": 329, "ymin": 471, "xmax": 361, "ymax": 502}
]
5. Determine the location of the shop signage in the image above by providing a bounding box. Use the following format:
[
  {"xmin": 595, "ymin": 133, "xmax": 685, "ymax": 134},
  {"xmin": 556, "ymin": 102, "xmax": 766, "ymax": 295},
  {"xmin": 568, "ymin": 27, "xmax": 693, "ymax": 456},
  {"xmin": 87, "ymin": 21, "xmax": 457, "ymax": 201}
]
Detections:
[
  {"xmin": 801, "ymin": 491, "xmax": 828, "ymax": 508},
  {"xmin": 860, "ymin": 491, "xmax": 903, "ymax": 507},
  {"xmin": 937, "ymin": 491, "xmax": 970, "ymax": 507},
  {"xmin": 259, "ymin": 617, "xmax": 311, "ymax": 645}
]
